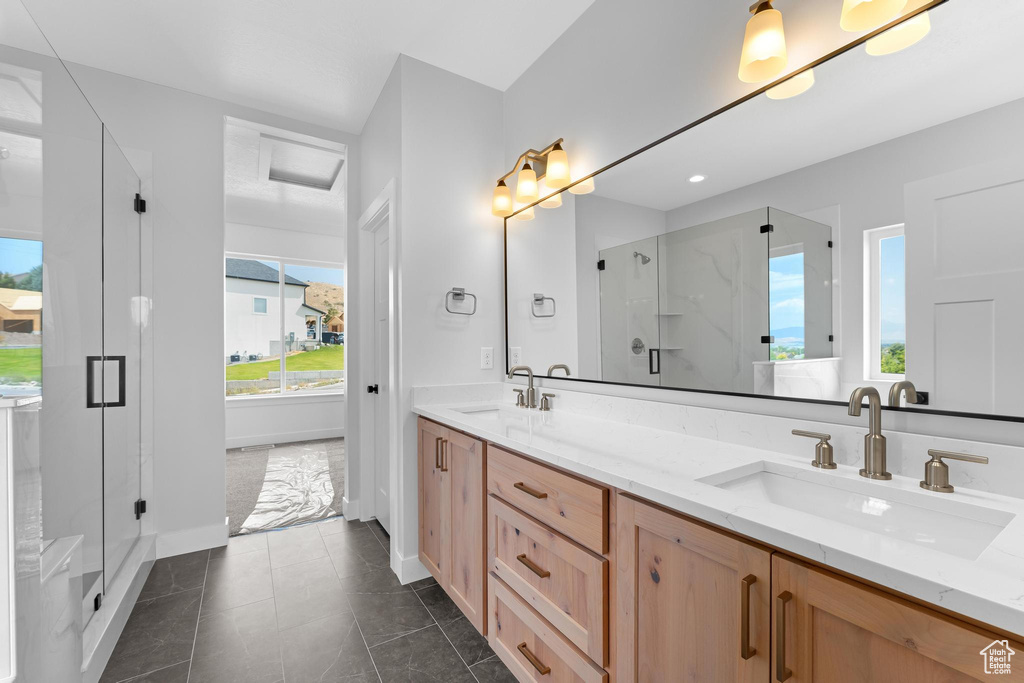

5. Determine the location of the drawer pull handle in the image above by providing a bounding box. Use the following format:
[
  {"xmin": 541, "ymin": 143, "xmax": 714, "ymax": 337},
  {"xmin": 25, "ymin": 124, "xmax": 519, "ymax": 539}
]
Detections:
[
  {"xmin": 517, "ymin": 642, "xmax": 551, "ymax": 675},
  {"xmin": 513, "ymin": 482, "xmax": 548, "ymax": 499},
  {"xmin": 776, "ymin": 591, "xmax": 792, "ymax": 682},
  {"xmin": 440, "ymin": 439, "xmax": 449, "ymax": 472},
  {"xmin": 435, "ymin": 437, "xmax": 442, "ymax": 470},
  {"xmin": 517, "ymin": 553, "xmax": 551, "ymax": 578},
  {"xmin": 741, "ymin": 574, "xmax": 756, "ymax": 660}
]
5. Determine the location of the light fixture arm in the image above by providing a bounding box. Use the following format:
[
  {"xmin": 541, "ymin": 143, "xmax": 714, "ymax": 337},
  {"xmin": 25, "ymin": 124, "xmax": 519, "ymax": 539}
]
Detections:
[{"xmin": 497, "ymin": 138, "xmax": 564, "ymax": 183}]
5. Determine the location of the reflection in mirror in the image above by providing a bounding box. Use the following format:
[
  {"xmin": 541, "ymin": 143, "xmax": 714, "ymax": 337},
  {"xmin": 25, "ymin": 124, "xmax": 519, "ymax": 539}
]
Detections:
[{"xmin": 506, "ymin": 0, "xmax": 1024, "ymax": 420}]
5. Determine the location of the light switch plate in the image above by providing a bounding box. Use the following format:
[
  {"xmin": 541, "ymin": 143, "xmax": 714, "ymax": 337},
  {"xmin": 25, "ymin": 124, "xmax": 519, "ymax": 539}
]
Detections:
[
  {"xmin": 480, "ymin": 347, "xmax": 493, "ymax": 369},
  {"xmin": 510, "ymin": 347, "xmax": 522, "ymax": 366}
]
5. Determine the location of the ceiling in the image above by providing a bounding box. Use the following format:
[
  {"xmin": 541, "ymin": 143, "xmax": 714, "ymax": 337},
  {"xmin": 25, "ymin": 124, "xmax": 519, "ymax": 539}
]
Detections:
[{"xmin": 19, "ymin": 0, "xmax": 595, "ymax": 133}]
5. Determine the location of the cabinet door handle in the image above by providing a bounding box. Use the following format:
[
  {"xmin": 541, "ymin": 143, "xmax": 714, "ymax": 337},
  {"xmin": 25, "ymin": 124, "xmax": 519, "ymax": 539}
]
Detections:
[
  {"xmin": 776, "ymin": 591, "xmax": 792, "ymax": 682},
  {"xmin": 741, "ymin": 574, "xmax": 757, "ymax": 660},
  {"xmin": 440, "ymin": 439, "xmax": 449, "ymax": 472},
  {"xmin": 517, "ymin": 554, "xmax": 551, "ymax": 578},
  {"xmin": 513, "ymin": 482, "xmax": 547, "ymax": 499},
  {"xmin": 435, "ymin": 437, "xmax": 442, "ymax": 470},
  {"xmin": 517, "ymin": 642, "xmax": 551, "ymax": 675}
]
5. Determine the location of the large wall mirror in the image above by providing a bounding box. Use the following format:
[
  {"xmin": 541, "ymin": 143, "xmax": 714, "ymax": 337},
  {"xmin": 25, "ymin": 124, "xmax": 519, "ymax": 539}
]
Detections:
[{"xmin": 505, "ymin": 0, "xmax": 1024, "ymax": 422}]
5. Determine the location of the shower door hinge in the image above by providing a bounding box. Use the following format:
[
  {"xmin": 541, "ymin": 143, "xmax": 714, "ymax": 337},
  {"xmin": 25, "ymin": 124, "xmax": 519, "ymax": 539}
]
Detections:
[
  {"xmin": 134, "ymin": 499, "xmax": 147, "ymax": 520},
  {"xmin": 134, "ymin": 193, "xmax": 147, "ymax": 214},
  {"xmin": 828, "ymin": 240, "xmax": 833, "ymax": 248},
  {"xmin": 761, "ymin": 335, "xmax": 775, "ymax": 344},
  {"xmin": 760, "ymin": 224, "xmax": 773, "ymax": 234},
  {"xmin": 828, "ymin": 334, "xmax": 834, "ymax": 342},
  {"xmin": 94, "ymin": 593, "xmax": 102, "ymax": 612},
  {"xmin": 597, "ymin": 259, "xmax": 605, "ymax": 271}
]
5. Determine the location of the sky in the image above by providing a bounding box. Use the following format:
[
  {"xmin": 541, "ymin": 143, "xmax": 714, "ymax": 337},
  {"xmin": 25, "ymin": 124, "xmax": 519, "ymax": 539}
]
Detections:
[
  {"xmin": 284, "ymin": 264, "xmax": 344, "ymax": 286},
  {"xmin": 769, "ymin": 251, "xmax": 804, "ymax": 340},
  {"xmin": 879, "ymin": 234, "xmax": 906, "ymax": 344},
  {"xmin": 0, "ymin": 237, "xmax": 42, "ymax": 275}
]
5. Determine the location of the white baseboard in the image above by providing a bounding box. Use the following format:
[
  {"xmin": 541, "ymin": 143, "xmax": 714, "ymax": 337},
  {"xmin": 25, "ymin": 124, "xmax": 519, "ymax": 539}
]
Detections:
[
  {"xmin": 393, "ymin": 546, "xmax": 431, "ymax": 585},
  {"xmin": 225, "ymin": 427, "xmax": 345, "ymax": 449},
  {"xmin": 342, "ymin": 496, "xmax": 358, "ymax": 520},
  {"xmin": 156, "ymin": 520, "xmax": 229, "ymax": 559}
]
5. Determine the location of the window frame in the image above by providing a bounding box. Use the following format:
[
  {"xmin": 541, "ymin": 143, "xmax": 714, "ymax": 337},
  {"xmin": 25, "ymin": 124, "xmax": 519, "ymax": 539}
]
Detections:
[
  {"xmin": 252, "ymin": 296, "xmax": 268, "ymax": 315},
  {"xmin": 226, "ymin": 253, "xmax": 345, "ymax": 401},
  {"xmin": 863, "ymin": 224, "xmax": 905, "ymax": 381}
]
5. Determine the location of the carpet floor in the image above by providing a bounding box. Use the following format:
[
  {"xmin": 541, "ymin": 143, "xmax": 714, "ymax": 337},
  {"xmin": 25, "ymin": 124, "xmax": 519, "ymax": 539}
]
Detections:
[{"xmin": 226, "ymin": 437, "xmax": 345, "ymax": 536}]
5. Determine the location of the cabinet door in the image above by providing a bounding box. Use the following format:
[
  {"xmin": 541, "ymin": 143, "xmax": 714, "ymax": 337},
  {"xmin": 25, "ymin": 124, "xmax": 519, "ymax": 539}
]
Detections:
[
  {"xmin": 616, "ymin": 494, "xmax": 770, "ymax": 682},
  {"xmin": 443, "ymin": 430, "xmax": 486, "ymax": 633},
  {"xmin": 417, "ymin": 418, "xmax": 446, "ymax": 582},
  {"xmin": 772, "ymin": 554, "xmax": 1024, "ymax": 682}
]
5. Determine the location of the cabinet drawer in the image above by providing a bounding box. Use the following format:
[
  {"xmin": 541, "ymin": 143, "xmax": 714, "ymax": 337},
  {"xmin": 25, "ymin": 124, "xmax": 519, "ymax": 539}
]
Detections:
[
  {"xmin": 489, "ymin": 495, "xmax": 607, "ymax": 666},
  {"xmin": 489, "ymin": 574, "xmax": 607, "ymax": 683},
  {"xmin": 487, "ymin": 445, "xmax": 608, "ymax": 554}
]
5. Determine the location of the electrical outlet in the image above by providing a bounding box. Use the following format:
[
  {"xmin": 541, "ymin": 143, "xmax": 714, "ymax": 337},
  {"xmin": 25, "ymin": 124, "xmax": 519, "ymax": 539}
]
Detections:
[
  {"xmin": 480, "ymin": 347, "xmax": 493, "ymax": 370},
  {"xmin": 510, "ymin": 347, "xmax": 522, "ymax": 366}
]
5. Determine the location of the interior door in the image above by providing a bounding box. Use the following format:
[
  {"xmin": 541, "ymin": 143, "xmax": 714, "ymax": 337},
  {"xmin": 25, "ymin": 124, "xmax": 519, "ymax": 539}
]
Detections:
[
  {"xmin": 373, "ymin": 223, "xmax": 390, "ymax": 532},
  {"xmin": 905, "ymin": 158, "xmax": 1024, "ymax": 416},
  {"xmin": 417, "ymin": 418, "xmax": 445, "ymax": 582},
  {"xmin": 102, "ymin": 126, "xmax": 142, "ymax": 589}
]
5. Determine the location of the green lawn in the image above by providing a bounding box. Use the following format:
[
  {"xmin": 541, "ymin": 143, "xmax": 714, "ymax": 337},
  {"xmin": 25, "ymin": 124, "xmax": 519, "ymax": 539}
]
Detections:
[
  {"xmin": 0, "ymin": 347, "xmax": 42, "ymax": 383},
  {"xmin": 225, "ymin": 344, "xmax": 344, "ymax": 380}
]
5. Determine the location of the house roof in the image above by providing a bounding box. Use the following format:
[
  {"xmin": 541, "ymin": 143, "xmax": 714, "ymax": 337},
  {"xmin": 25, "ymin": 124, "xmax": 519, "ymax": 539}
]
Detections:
[
  {"xmin": 301, "ymin": 303, "xmax": 326, "ymax": 315},
  {"xmin": 0, "ymin": 288, "xmax": 41, "ymax": 311},
  {"xmin": 225, "ymin": 258, "xmax": 307, "ymax": 287}
]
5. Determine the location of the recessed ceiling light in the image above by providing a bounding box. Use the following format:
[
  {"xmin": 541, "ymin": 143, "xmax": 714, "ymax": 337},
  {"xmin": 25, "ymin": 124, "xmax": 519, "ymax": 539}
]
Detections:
[{"xmin": 689, "ymin": 175, "xmax": 706, "ymax": 183}]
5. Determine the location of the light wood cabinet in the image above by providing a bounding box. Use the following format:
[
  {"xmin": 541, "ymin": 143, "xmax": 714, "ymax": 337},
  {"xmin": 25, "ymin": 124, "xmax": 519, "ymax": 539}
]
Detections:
[
  {"xmin": 615, "ymin": 493, "xmax": 771, "ymax": 682},
  {"xmin": 772, "ymin": 554, "xmax": 1024, "ymax": 682},
  {"xmin": 417, "ymin": 418, "xmax": 486, "ymax": 633}
]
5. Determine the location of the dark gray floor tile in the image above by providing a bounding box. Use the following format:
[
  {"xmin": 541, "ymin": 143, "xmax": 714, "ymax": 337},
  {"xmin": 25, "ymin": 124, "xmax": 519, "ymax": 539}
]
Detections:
[
  {"xmin": 409, "ymin": 576, "xmax": 438, "ymax": 591},
  {"xmin": 370, "ymin": 625, "xmax": 477, "ymax": 683},
  {"xmin": 367, "ymin": 519, "xmax": 390, "ymax": 553},
  {"xmin": 323, "ymin": 527, "xmax": 390, "ymax": 579},
  {"xmin": 100, "ymin": 588, "xmax": 202, "ymax": 683},
  {"xmin": 201, "ymin": 546, "xmax": 273, "ymax": 615},
  {"xmin": 210, "ymin": 532, "xmax": 268, "ymax": 558},
  {"xmin": 189, "ymin": 598, "xmax": 283, "ymax": 683},
  {"xmin": 317, "ymin": 515, "xmax": 367, "ymax": 537},
  {"xmin": 346, "ymin": 569, "xmax": 434, "ymax": 647},
  {"xmin": 267, "ymin": 523, "xmax": 328, "ymax": 569},
  {"xmin": 272, "ymin": 556, "xmax": 351, "ymax": 630},
  {"xmin": 416, "ymin": 584, "xmax": 463, "ymax": 626},
  {"xmin": 279, "ymin": 612, "xmax": 379, "ymax": 683},
  {"xmin": 118, "ymin": 660, "xmax": 191, "ymax": 683},
  {"xmin": 469, "ymin": 655, "xmax": 517, "ymax": 683},
  {"xmin": 440, "ymin": 616, "xmax": 493, "ymax": 667},
  {"xmin": 137, "ymin": 549, "xmax": 209, "ymax": 601}
]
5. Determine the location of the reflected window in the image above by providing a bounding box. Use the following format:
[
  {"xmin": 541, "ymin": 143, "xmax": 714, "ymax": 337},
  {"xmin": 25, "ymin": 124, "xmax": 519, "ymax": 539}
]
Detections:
[
  {"xmin": 253, "ymin": 297, "xmax": 267, "ymax": 314},
  {"xmin": 769, "ymin": 250, "xmax": 805, "ymax": 360},
  {"xmin": 0, "ymin": 237, "xmax": 42, "ymax": 395},
  {"xmin": 866, "ymin": 225, "xmax": 906, "ymax": 379}
]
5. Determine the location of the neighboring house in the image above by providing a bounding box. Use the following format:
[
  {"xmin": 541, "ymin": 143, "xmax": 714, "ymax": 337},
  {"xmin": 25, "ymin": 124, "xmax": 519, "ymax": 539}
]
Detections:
[
  {"xmin": 0, "ymin": 287, "xmax": 41, "ymax": 333},
  {"xmin": 224, "ymin": 259, "xmax": 324, "ymax": 359}
]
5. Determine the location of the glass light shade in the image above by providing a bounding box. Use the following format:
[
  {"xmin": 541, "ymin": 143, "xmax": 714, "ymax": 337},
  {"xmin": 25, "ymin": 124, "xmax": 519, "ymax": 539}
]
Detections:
[
  {"xmin": 865, "ymin": 11, "xmax": 930, "ymax": 55},
  {"xmin": 515, "ymin": 163, "xmax": 539, "ymax": 203},
  {"xmin": 544, "ymin": 145, "xmax": 571, "ymax": 189},
  {"xmin": 491, "ymin": 181, "xmax": 513, "ymax": 217},
  {"xmin": 568, "ymin": 176, "xmax": 595, "ymax": 195},
  {"xmin": 766, "ymin": 69, "xmax": 815, "ymax": 100},
  {"xmin": 539, "ymin": 188, "xmax": 562, "ymax": 209},
  {"xmin": 513, "ymin": 206, "xmax": 535, "ymax": 221},
  {"xmin": 840, "ymin": 0, "xmax": 907, "ymax": 32},
  {"xmin": 738, "ymin": 7, "xmax": 788, "ymax": 83}
]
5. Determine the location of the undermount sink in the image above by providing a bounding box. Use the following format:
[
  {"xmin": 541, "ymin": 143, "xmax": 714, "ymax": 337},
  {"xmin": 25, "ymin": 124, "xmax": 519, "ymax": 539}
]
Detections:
[
  {"xmin": 700, "ymin": 461, "xmax": 1014, "ymax": 560},
  {"xmin": 449, "ymin": 404, "xmax": 541, "ymax": 422}
]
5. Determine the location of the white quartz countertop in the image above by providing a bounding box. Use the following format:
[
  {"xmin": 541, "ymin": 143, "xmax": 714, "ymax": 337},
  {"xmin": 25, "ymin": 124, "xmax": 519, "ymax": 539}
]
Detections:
[{"xmin": 413, "ymin": 399, "xmax": 1024, "ymax": 638}]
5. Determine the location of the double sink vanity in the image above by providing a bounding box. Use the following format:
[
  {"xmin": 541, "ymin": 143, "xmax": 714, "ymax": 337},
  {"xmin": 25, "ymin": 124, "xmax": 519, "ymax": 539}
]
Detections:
[{"xmin": 414, "ymin": 381, "xmax": 1024, "ymax": 682}]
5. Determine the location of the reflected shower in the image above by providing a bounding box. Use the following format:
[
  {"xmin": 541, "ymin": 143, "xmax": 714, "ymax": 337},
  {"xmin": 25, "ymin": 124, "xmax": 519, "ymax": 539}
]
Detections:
[{"xmin": 633, "ymin": 251, "xmax": 651, "ymax": 265}]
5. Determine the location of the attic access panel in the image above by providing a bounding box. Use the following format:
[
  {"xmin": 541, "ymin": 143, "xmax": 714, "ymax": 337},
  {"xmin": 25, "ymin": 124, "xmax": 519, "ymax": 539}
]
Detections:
[{"xmin": 258, "ymin": 133, "xmax": 345, "ymax": 192}]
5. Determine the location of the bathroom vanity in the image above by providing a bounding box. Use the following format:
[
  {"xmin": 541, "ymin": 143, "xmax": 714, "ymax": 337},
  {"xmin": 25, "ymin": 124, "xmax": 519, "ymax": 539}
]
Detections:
[{"xmin": 415, "ymin": 390, "xmax": 1024, "ymax": 682}]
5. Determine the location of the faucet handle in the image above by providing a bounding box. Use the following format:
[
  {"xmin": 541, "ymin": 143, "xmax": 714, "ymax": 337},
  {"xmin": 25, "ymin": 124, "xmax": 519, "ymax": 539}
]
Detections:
[
  {"xmin": 512, "ymin": 388, "xmax": 526, "ymax": 408},
  {"xmin": 539, "ymin": 393, "xmax": 555, "ymax": 412},
  {"xmin": 792, "ymin": 429, "xmax": 837, "ymax": 470},
  {"xmin": 920, "ymin": 449, "xmax": 988, "ymax": 493}
]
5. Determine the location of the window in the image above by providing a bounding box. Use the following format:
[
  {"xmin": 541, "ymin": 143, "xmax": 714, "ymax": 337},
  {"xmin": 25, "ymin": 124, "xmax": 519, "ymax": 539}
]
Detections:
[
  {"xmin": 865, "ymin": 225, "xmax": 906, "ymax": 379},
  {"xmin": 225, "ymin": 256, "xmax": 345, "ymax": 398},
  {"xmin": 0, "ymin": 237, "xmax": 42, "ymax": 396},
  {"xmin": 769, "ymin": 248, "xmax": 805, "ymax": 360}
]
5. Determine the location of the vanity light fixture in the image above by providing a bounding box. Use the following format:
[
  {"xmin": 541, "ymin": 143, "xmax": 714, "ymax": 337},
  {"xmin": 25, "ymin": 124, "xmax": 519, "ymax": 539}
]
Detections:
[
  {"xmin": 840, "ymin": 0, "xmax": 907, "ymax": 32},
  {"xmin": 738, "ymin": 1, "xmax": 789, "ymax": 84},
  {"xmin": 865, "ymin": 0, "xmax": 931, "ymax": 55},
  {"xmin": 493, "ymin": 138, "xmax": 579, "ymax": 217},
  {"xmin": 513, "ymin": 206, "xmax": 535, "ymax": 221},
  {"xmin": 538, "ymin": 180, "xmax": 563, "ymax": 208},
  {"xmin": 491, "ymin": 179, "xmax": 513, "ymax": 217},
  {"xmin": 544, "ymin": 143, "xmax": 571, "ymax": 189},
  {"xmin": 568, "ymin": 176, "xmax": 595, "ymax": 195},
  {"xmin": 515, "ymin": 162, "xmax": 539, "ymax": 203},
  {"xmin": 766, "ymin": 68, "xmax": 815, "ymax": 99},
  {"xmin": 688, "ymin": 174, "xmax": 707, "ymax": 183}
]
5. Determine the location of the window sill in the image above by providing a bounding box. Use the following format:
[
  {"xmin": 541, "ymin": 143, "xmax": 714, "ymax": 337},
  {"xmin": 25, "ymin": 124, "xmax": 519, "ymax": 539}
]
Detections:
[{"xmin": 225, "ymin": 391, "xmax": 346, "ymax": 408}]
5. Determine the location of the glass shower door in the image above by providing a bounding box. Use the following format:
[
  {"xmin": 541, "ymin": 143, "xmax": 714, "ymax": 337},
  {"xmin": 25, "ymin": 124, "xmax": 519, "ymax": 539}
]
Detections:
[
  {"xmin": 101, "ymin": 126, "xmax": 142, "ymax": 589},
  {"xmin": 598, "ymin": 236, "xmax": 661, "ymax": 385}
]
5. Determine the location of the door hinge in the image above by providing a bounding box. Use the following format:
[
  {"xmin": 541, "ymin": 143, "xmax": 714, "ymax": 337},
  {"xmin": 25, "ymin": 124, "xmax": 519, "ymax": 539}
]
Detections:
[
  {"xmin": 760, "ymin": 224, "xmax": 773, "ymax": 234},
  {"xmin": 367, "ymin": 384, "xmax": 379, "ymax": 394},
  {"xmin": 827, "ymin": 240, "xmax": 833, "ymax": 248},
  {"xmin": 761, "ymin": 335, "xmax": 775, "ymax": 344},
  {"xmin": 597, "ymin": 259, "xmax": 605, "ymax": 271},
  {"xmin": 94, "ymin": 593, "xmax": 102, "ymax": 612},
  {"xmin": 828, "ymin": 334, "xmax": 834, "ymax": 342},
  {"xmin": 134, "ymin": 499, "xmax": 147, "ymax": 520},
  {"xmin": 134, "ymin": 193, "xmax": 147, "ymax": 214}
]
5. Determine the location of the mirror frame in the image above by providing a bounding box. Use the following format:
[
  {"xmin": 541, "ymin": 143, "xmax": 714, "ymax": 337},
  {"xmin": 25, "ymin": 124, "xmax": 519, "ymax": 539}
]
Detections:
[{"xmin": 502, "ymin": 0, "xmax": 1024, "ymax": 425}]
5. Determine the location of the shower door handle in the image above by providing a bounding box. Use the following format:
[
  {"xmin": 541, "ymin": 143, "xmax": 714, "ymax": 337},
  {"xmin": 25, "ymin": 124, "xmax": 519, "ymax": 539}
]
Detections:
[
  {"xmin": 86, "ymin": 355, "xmax": 126, "ymax": 408},
  {"xmin": 648, "ymin": 348, "xmax": 661, "ymax": 375},
  {"xmin": 86, "ymin": 356, "xmax": 103, "ymax": 408},
  {"xmin": 105, "ymin": 356, "xmax": 127, "ymax": 407}
]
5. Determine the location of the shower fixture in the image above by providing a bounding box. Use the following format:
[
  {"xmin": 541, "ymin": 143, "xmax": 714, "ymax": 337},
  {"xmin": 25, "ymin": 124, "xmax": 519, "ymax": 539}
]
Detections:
[{"xmin": 634, "ymin": 251, "xmax": 651, "ymax": 265}]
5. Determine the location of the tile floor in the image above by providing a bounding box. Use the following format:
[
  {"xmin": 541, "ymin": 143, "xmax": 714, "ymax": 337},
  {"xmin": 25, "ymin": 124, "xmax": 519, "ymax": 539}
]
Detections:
[{"xmin": 101, "ymin": 517, "xmax": 515, "ymax": 683}]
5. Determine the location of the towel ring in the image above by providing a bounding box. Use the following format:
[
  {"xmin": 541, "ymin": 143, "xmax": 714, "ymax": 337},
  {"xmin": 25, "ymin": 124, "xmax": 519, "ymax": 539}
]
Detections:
[
  {"xmin": 445, "ymin": 287, "xmax": 477, "ymax": 315},
  {"xmin": 532, "ymin": 293, "xmax": 556, "ymax": 318}
]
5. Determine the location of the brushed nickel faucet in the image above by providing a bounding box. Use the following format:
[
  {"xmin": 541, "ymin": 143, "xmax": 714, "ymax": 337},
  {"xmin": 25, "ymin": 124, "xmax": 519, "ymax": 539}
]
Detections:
[
  {"xmin": 888, "ymin": 380, "xmax": 918, "ymax": 407},
  {"xmin": 508, "ymin": 365, "xmax": 536, "ymax": 408},
  {"xmin": 920, "ymin": 449, "xmax": 988, "ymax": 493},
  {"xmin": 547, "ymin": 363, "xmax": 571, "ymax": 376},
  {"xmin": 848, "ymin": 387, "xmax": 891, "ymax": 480},
  {"xmin": 792, "ymin": 430, "xmax": 836, "ymax": 469}
]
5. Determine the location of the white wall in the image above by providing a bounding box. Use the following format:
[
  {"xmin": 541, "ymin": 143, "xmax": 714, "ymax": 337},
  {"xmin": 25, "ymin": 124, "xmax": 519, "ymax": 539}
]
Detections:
[{"xmin": 66, "ymin": 63, "xmax": 359, "ymax": 558}]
